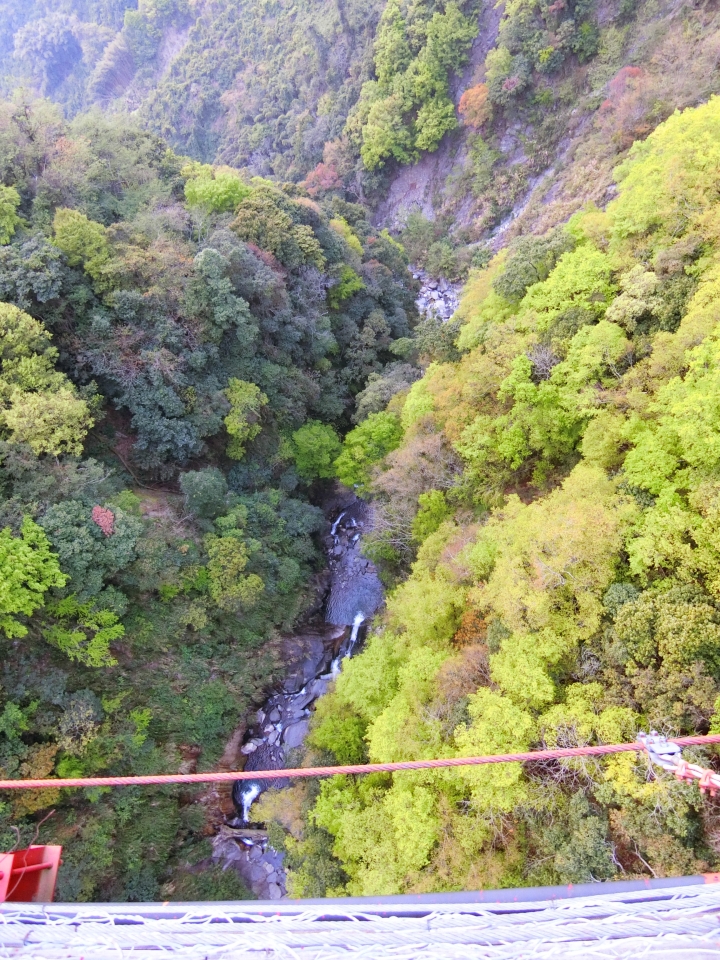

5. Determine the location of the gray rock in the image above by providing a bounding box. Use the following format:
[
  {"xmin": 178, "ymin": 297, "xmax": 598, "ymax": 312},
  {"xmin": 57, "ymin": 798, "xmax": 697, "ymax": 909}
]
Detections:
[
  {"xmin": 288, "ymin": 688, "xmax": 315, "ymax": 712},
  {"xmin": 213, "ymin": 839, "xmax": 243, "ymax": 863},
  {"xmin": 283, "ymin": 720, "xmax": 309, "ymax": 749},
  {"xmin": 285, "ymin": 701, "xmax": 308, "ymax": 719},
  {"xmin": 240, "ymin": 742, "xmax": 257, "ymax": 755},
  {"xmin": 268, "ymin": 882, "xmax": 282, "ymax": 900},
  {"xmin": 308, "ymin": 677, "xmax": 328, "ymax": 699},
  {"xmin": 268, "ymin": 708, "xmax": 281, "ymax": 723},
  {"xmin": 248, "ymin": 863, "xmax": 266, "ymax": 882},
  {"xmin": 281, "ymin": 636, "xmax": 327, "ymax": 693}
]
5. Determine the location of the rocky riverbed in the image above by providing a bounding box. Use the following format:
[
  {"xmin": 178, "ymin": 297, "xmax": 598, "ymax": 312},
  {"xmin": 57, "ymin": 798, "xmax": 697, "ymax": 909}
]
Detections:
[
  {"xmin": 413, "ymin": 268, "xmax": 461, "ymax": 321},
  {"xmin": 210, "ymin": 494, "xmax": 384, "ymax": 899}
]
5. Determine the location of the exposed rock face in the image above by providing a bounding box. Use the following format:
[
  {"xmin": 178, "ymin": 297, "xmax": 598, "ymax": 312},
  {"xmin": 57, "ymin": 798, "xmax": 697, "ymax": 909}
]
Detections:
[
  {"xmin": 413, "ymin": 268, "xmax": 461, "ymax": 322},
  {"xmin": 283, "ymin": 719, "xmax": 309, "ymax": 749},
  {"xmin": 280, "ymin": 634, "xmax": 331, "ymax": 694},
  {"xmin": 212, "ymin": 826, "xmax": 288, "ymax": 900}
]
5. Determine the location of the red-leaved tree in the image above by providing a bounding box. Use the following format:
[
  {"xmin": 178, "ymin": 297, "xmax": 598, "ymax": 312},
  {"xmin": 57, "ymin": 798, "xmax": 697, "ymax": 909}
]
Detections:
[
  {"xmin": 303, "ymin": 162, "xmax": 342, "ymax": 197},
  {"xmin": 91, "ymin": 505, "xmax": 115, "ymax": 537},
  {"xmin": 458, "ymin": 83, "xmax": 492, "ymax": 129}
]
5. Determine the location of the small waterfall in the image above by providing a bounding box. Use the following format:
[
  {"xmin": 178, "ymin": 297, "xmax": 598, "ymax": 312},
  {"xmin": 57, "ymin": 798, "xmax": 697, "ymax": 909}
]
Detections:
[
  {"xmin": 330, "ymin": 511, "xmax": 346, "ymax": 537},
  {"xmin": 331, "ymin": 612, "xmax": 365, "ymax": 677},
  {"xmin": 347, "ymin": 611, "xmax": 365, "ymax": 657},
  {"xmin": 240, "ymin": 783, "xmax": 262, "ymax": 822}
]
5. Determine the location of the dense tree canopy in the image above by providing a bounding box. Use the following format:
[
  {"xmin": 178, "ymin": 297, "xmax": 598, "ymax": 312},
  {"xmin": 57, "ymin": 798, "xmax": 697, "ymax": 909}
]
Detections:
[
  {"xmin": 0, "ymin": 95, "xmax": 415, "ymax": 902},
  {"xmin": 265, "ymin": 97, "xmax": 720, "ymax": 898},
  {"xmin": 5, "ymin": 0, "xmax": 720, "ymax": 909}
]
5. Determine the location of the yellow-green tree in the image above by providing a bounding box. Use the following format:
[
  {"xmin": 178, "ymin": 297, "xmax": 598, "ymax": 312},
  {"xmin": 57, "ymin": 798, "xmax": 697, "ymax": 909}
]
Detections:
[
  {"xmin": 0, "ymin": 185, "xmax": 21, "ymax": 245},
  {"xmin": 223, "ymin": 378, "xmax": 268, "ymax": 460},
  {"xmin": 205, "ymin": 534, "xmax": 264, "ymax": 611},
  {"xmin": 0, "ymin": 303, "xmax": 94, "ymax": 455},
  {"xmin": 0, "ymin": 517, "xmax": 67, "ymax": 638},
  {"xmin": 52, "ymin": 208, "xmax": 110, "ymax": 282}
]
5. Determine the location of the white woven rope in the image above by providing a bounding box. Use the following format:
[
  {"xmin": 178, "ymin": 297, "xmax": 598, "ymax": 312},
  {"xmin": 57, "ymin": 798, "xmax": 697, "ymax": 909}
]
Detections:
[{"xmin": 0, "ymin": 883, "xmax": 718, "ymax": 959}]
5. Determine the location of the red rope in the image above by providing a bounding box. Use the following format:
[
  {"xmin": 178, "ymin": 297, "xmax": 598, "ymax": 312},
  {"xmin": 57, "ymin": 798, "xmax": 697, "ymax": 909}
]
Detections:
[{"xmin": 1, "ymin": 734, "xmax": 719, "ymax": 791}]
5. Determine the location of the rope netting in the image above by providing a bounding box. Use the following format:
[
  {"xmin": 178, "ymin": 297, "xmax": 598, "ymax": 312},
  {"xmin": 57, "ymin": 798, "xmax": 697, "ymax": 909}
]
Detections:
[
  {"xmin": 1, "ymin": 883, "xmax": 720, "ymax": 958},
  {"xmin": 1, "ymin": 733, "xmax": 720, "ymax": 791}
]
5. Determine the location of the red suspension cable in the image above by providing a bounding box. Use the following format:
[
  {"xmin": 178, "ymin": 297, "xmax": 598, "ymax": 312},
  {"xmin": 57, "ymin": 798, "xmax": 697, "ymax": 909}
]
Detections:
[{"xmin": 1, "ymin": 734, "xmax": 719, "ymax": 791}]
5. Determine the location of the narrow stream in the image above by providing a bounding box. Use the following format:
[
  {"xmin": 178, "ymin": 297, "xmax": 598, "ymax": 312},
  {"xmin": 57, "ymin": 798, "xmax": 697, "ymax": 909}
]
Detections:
[{"xmin": 212, "ymin": 496, "xmax": 384, "ymax": 899}]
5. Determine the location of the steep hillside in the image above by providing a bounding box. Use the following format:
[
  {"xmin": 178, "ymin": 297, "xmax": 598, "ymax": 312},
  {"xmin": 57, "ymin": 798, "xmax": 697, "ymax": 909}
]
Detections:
[
  {"xmin": 0, "ymin": 0, "xmax": 385, "ymax": 180},
  {"xmin": 7, "ymin": 0, "xmax": 720, "ymax": 248},
  {"xmin": 4, "ymin": 0, "xmax": 720, "ymax": 905},
  {"xmin": 267, "ymin": 97, "xmax": 720, "ymax": 896},
  {"xmin": 380, "ymin": 0, "xmax": 720, "ymax": 252},
  {"xmin": 0, "ymin": 96, "xmax": 414, "ymax": 901}
]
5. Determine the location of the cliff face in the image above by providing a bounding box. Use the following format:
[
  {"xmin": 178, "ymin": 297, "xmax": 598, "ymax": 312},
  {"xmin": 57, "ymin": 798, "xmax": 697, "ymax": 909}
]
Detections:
[
  {"xmin": 372, "ymin": 0, "xmax": 720, "ymax": 253},
  {"xmin": 6, "ymin": 0, "xmax": 720, "ymax": 258}
]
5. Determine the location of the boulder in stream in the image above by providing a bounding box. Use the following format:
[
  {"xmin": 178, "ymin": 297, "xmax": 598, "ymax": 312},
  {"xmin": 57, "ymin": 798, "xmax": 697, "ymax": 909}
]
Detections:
[
  {"xmin": 280, "ymin": 635, "xmax": 328, "ymax": 693},
  {"xmin": 283, "ymin": 719, "xmax": 309, "ymax": 749}
]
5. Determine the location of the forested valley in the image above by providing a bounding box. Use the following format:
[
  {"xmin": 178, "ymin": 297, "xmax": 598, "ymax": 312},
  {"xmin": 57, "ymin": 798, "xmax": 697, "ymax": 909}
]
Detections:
[{"xmin": 3, "ymin": 0, "xmax": 720, "ymax": 902}]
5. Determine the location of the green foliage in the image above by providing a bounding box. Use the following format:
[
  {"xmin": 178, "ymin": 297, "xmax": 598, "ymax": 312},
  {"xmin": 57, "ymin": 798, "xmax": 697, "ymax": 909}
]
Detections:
[
  {"xmin": 412, "ymin": 490, "xmax": 451, "ymax": 542},
  {"xmin": 44, "ymin": 595, "xmax": 124, "ymax": 667},
  {"xmin": 183, "ymin": 166, "xmax": 252, "ymax": 214},
  {"xmin": 0, "ymin": 75, "xmax": 418, "ymax": 906},
  {"xmin": 52, "ymin": 208, "xmax": 110, "ymax": 282},
  {"xmin": 307, "ymin": 698, "xmax": 368, "ymax": 764},
  {"xmin": 312, "ymin": 775, "xmax": 441, "ymax": 894},
  {"xmin": 0, "ymin": 186, "xmax": 21, "ymax": 246},
  {"xmin": 611, "ymin": 96, "xmax": 720, "ymax": 243},
  {"xmin": 401, "ymin": 379, "xmax": 434, "ymax": 429},
  {"xmin": 455, "ymin": 689, "xmax": 535, "ymax": 811},
  {"xmin": 223, "ymin": 379, "xmax": 268, "ymax": 460},
  {"xmin": 291, "ymin": 421, "xmax": 342, "ymax": 481},
  {"xmin": 292, "ymin": 95, "xmax": 720, "ymax": 899},
  {"xmin": 0, "ymin": 99, "xmax": 413, "ymax": 474},
  {"xmin": 231, "ymin": 182, "xmax": 326, "ymax": 270},
  {"xmin": 0, "ymin": 303, "xmax": 94, "ymax": 456},
  {"xmin": 334, "ymin": 411, "xmax": 403, "ymax": 489},
  {"xmin": 168, "ymin": 864, "xmax": 254, "ymax": 901},
  {"xmin": 38, "ymin": 500, "xmax": 142, "ymax": 600},
  {"xmin": 180, "ymin": 468, "xmax": 229, "ymax": 520},
  {"xmin": 205, "ymin": 532, "xmax": 264, "ymax": 612},
  {"xmin": 483, "ymin": 0, "xmax": 601, "ymax": 108},
  {"xmin": 613, "ymin": 584, "xmax": 720, "ymax": 671},
  {"xmin": 352, "ymin": 0, "xmax": 478, "ymax": 170},
  {"xmin": 0, "ymin": 517, "xmax": 66, "ymax": 638},
  {"xmin": 328, "ymin": 266, "xmax": 365, "ymax": 309},
  {"xmin": 519, "ymin": 245, "xmax": 616, "ymax": 330},
  {"xmin": 493, "ymin": 231, "xmax": 574, "ymax": 303},
  {"xmin": 6, "ymin": 0, "xmax": 720, "ymax": 906}
]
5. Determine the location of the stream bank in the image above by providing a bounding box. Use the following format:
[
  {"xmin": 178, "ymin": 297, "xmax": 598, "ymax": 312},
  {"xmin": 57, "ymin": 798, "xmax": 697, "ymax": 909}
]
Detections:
[{"xmin": 211, "ymin": 492, "xmax": 384, "ymax": 899}]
